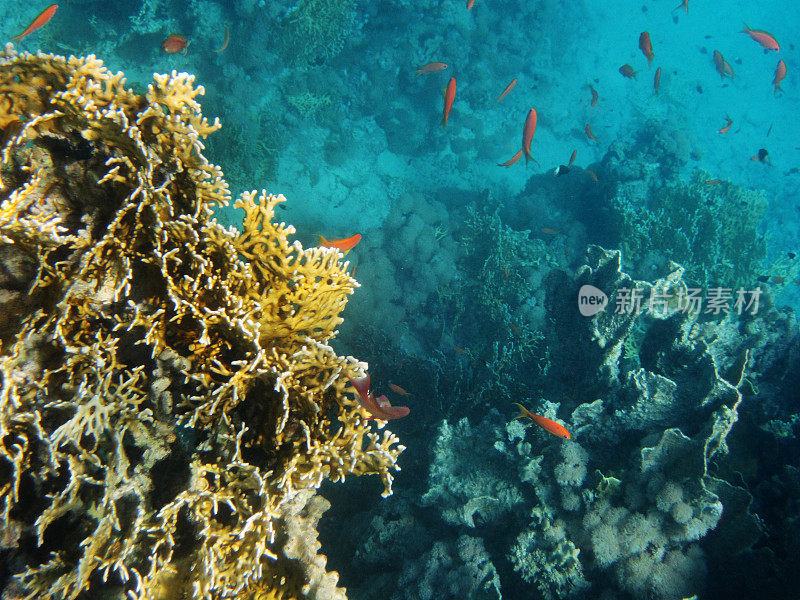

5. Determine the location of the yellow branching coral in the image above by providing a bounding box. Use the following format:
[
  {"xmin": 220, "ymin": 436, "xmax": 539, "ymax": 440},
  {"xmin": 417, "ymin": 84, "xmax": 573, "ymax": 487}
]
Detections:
[{"xmin": 0, "ymin": 44, "xmax": 403, "ymax": 600}]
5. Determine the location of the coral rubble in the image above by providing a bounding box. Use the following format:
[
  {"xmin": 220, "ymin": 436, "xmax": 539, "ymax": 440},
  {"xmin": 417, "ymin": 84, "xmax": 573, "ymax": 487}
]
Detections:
[{"xmin": 0, "ymin": 45, "xmax": 403, "ymax": 599}]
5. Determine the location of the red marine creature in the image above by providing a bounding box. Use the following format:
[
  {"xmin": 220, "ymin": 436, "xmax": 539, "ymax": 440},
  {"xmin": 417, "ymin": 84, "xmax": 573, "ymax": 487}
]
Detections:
[
  {"xmin": 741, "ymin": 23, "xmax": 780, "ymax": 52},
  {"xmin": 589, "ymin": 85, "xmax": 599, "ymax": 106},
  {"xmin": 513, "ymin": 403, "xmax": 571, "ymax": 439},
  {"xmin": 347, "ymin": 375, "xmax": 410, "ymax": 420},
  {"xmin": 495, "ymin": 78, "xmax": 518, "ymax": 103},
  {"xmin": 12, "ymin": 4, "xmax": 58, "ymax": 42},
  {"xmin": 441, "ymin": 77, "xmax": 456, "ymax": 126},
  {"xmin": 522, "ymin": 108, "xmax": 538, "ymax": 164},
  {"xmin": 717, "ymin": 116, "xmax": 733, "ymax": 134},
  {"xmin": 161, "ymin": 34, "xmax": 189, "ymax": 54},
  {"xmin": 654, "ymin": 67, "xmax": 662, "ymax": 94},
  {"xmin": 773, "ymin": 59, "xmax": 786, "ymax": 94},
  {"xmin": 416, "ymin": 62, "xmax": 447, "ymax": 76},
  {"xmin": 619, "ymin": 64, "xmax": 637, "ymax": 79},
  {"xmin": 317, "ymin": 233, "xmax": 362, "ymax": 254},
  {"xmin": 639, "ymin": 31, "xmax": 654, "ymax": 67},
  {"xmin": 498, "ymin": 148, "xmax": 523, "ymax": 167},
  {"xmin": 712, "ymin": 50, "xmax": 735, "ymax": 79}
]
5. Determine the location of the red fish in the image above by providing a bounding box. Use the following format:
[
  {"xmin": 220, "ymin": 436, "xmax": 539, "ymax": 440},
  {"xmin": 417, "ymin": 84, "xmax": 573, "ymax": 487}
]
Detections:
[
  {"xmin": 554, "ymin": 150, "xmax": 577, "ymax": 176},
  {"xmin": 213, "ymin": 25, "xmax": 230, "ymax": 53},
  {"xmin": 741, "ymin": 23, "xmax": 780, "ymax": 52},
  {"xmin": 717, "ymin": 115, "xmax": 733, "ymax": 134},
  {"xmin": 654, "ymin": 67, "xmax": 662, "ymax": 94},
  {"xmin": 672, "ymin": 0, "xmax": 688, "ymax": 13},
  {"xmin": 389, "ymin": 383, "xmax": 411, "ymax": 396},
  {"xmin": 317, "ymin": 233, "xmax": 362, "ymax": 254},
  {"xmin": 12, "ymin": 4, "xmax": 58, "ymax": 42},
  {"xmin": 498, "ymin": 148, "xmax": 523, "ymax": 167},
  {"xmin": 585, "ymin": 123, "xmax": 598, "ymax": 143},
  {"xmin": 639, "ymin": 32, "xmax": 654, "ymax": 67},
  {"xmin": 416, "ymin": 62, "xmax": 448, "ymax": 76},
  {"xmin": 712, "ymin": 50, "xmax": 735, "ymax": 79},
  {"xmin": 346, "ymin": 375, "xmax": 409, "ymax": 420},
  {"xmin": 773, "ymin": 59, "xmax": 786, "ymax": 94},
  {"xmin": 441, "ymin": 77, "xmax": 456, "ymax": 127},
  {"xmin": 467, "ymin": 0, "xmax": 475, "ymax": 8},
  {"xmin": 619, "ymin": 64, "xmax": 637, "ymax": 79},
  {"xmin": 513, "ymin": 403, "xmax": 571, "ymax": 439},
  {"xmin": 589, "ymin": 85, "xmax": 598, "ymax": 107},
  {"xmin": 522, "ymin": 108, "xmax": 538, "ymax": 164},
  {"xmin": 585, "ymin": 169, "xmax": 599, "ymax": 182},
  {"xmin": 495, "ymin": 78, "xmax": 518, "ymax": 103},
  {"xmin": 705, "ymin": 179, "xmax": 723, "ymax": 185},
  {"xmin": 162, "ymin": 34, "xmax": 189, "ymax": 54}
]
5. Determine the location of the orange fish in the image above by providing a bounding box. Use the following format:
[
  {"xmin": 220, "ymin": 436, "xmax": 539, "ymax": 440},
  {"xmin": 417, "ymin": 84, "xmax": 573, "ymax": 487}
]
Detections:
[
  {"xmin": 741, "ymin": 23, "xmax": 780, "ymax": 52},
  {"xmin": 467, "ymin": 0, "xmax": 475, "ymax": 9},
  {"xmin": 454, "ymin": 346, "xmax": 469, "ymax": 355},
  {"xmin": 554, "ymin": 150, "xmax": 577, "ymax": 176},
  {"xmin": 705, "ymin": 179, "xmax": 723, "ymax": 185},
  {"xmin": 441, "ymin": 77, "xmax": 456, "ymax": 127},
  {"xmin": 589, "ymin": 85, "xmax": 598, "ymax": 107},
  {"xmin": 541, "ymin": 227, "xmax": 560, "ymax": 235},
  {"xmin": 639, "ymin": 32, "xmax": 654, "ymax": 67},
  {"xmin": 522, "ymin": 108, "xmax": 538, "ymax": 164},
  {"xmin": 567, "ymin": 150, "xmax": 577, "ymax": 167},
  {"xmin": 619, "ymin": 64, "xmax": 637, "ymax": 79},
  {"xmin": 347, "ymin": 375, "xmax": 409, "ymax": 420},
  {"xmin": 162, "ymin": 33, "xmax": 189, "ymax": 54},
  {"xmin": 672, "ymin": 0, "xmax": 688, "ymax": 13},
  {"xmin": 585, "ymin": 123, "xmax": 598, "ymax": 143},
  {"xmin": 585, "ymin": 169, "xmax": 599, "ymax": 182},
  {"xmin": 495, "ymin": 78, "xmax": 518, "ymax": 103},
  {"xmin": 712, "ymin": 50, "xmax": 735, "ymax": 79},
  {"xmin": 389, "ymin": 383, "xmax": 411, "ymax": 396},
  {"xmin": 717, "ymin": 116, "xmax": 733, "ymax": 134},
  {"xmin": 773, "ymin": 59, "xmax": 786, "ymax": 94},
  {"xmin": 317, "ymin": 233, "xmax": 362, "ymax": 254},
  {"xmin": 12, "ymin": 4, "xmax": 58, "ymax": 42},
  {"xmin": 654, "ymin": 67, "xmax": 661, "ymax": 94},
  {"xmin": 513, "ymin": 403, "xmax": 571, "ymax": 440},
  {"xmin": 498, "ymin": 148, "xmax": 523, "ymax": 167},
  {"xmin": 213, "ymin": 25, "xmax": 230, "ymax": 53},
  {"xmin": 416, "ymin": 62, "xmax": 448, "ymax": 76}
]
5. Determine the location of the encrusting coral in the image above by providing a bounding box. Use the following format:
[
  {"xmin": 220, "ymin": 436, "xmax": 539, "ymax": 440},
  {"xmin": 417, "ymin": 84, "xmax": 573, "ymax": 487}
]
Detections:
[{"xmin": 0, "ymin": 44, "xmax": 404, "ymax": 599}]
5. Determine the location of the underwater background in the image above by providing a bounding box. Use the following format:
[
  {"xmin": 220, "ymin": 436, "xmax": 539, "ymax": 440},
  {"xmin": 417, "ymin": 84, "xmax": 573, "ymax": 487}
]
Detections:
[{"xmin": 1, "ymin": 0, "xmax": 800, "ymax": 599}]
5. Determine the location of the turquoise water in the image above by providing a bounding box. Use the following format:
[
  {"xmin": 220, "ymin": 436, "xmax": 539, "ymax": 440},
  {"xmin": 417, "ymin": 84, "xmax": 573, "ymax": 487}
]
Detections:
[{"xmin": 4, "ymin": 1, "xmax": 800, "ymax": 598}]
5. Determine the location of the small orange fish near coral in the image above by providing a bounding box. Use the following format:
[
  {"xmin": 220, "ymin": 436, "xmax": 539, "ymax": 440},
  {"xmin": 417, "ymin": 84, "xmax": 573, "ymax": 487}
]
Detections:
[
  {"xmin": 741, "ymin": 23, "xmax": 780, "ymax": 52},
  {"xmin": 416, "ymin": 62, "xmax": 448, "ymax": 76},
  {"xmin": 541, "ymin": 227, "xmax": 560, "ymax": 235},
  {"xmin": 454, "ymin": 346, "xmax": 469, "ymax": 355},
  {"xmin": 467, "ymin": 0, "xmax": 476, "ymax": 9},
  {"xmin": 347, "ymin": 375, "xmax": 409, "ymax": 420},
  {"xmin": 318, "ymin": 233, "xmax": 361, "ymax": 254},
  {"xmin": 513, "ymin": 403, "xmax": 571, "ymax": 439},
  {"xmin": 389, "ymin": 383, "xmax": 411, "ymax": 396},
  {"xmin": 12, "ymin": 4, "xmax": 58, "ymax": 42},
  {"xmin": 654, "ymin": 67, "xmax": 661, "ymax": 94},
  {"xmin": 585, "ymin": 169, "xmax": 599, "ymax": 182},
  {"xmin": 213, "ymin": 25, "xmax": 229, "ymax": 53},
  {"xmin": 585, "ymin": 124, "xmax": 598, "ymax": 143},
  {"xmin": 639, "ymin": 32, "xmax": 654, "ymax": 67},
  {"xmin": 619, "ymin": 64, "xmax": 637, "ymax": 79},
  {"xmin": 717, "ymin": 116, "xmax": 733, "ymax": 134},
  {"xmin": 498, "ymin": 148, "xmax": 523, "ymax": 167},
  {"xmin": 162, "ymin": 34, "xmax": 189, "ymax": 54},
  {"xmin": 496, "ymin": 78, "xmax": 518, "ymax": 103},
  {"xmin": 441, "ymin": 77, "xmax": 456, "ymax": 127}
]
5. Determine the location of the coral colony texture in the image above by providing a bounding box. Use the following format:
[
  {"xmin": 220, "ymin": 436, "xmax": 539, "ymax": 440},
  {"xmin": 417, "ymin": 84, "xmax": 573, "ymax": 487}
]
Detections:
[{"xmin": 0, "ymin": 45, "xmax": 404, "ymax": 599}]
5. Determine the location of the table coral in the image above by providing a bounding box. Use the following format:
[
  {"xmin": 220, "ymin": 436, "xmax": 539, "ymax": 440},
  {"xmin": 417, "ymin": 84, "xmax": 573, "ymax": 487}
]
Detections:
[{"xmin": 0, "ymin": 44, "xmax": 404, "ymax": 600}]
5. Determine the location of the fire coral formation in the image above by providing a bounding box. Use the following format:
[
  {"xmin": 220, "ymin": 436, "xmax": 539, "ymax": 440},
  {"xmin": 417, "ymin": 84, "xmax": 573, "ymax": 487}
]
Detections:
[{"xmin": 0, "ymin": 44, "xmax": 404, "ymax": 599}]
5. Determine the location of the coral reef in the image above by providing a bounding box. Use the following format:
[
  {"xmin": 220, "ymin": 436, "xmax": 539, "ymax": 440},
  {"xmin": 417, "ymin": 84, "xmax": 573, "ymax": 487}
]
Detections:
[
  {"xmin": 0, "ymin": 45, "xmax": 403, "ymax": 599},
  {"xmin": 276, "ymin": 0, "xmax": 359, "ymax": 66}
]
